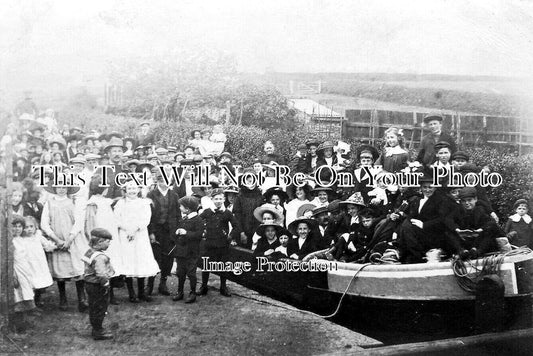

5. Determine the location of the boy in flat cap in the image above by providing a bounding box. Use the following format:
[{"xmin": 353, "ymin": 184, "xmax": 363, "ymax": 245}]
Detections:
[
  {"xmin": 82, "ymin": 228, "xmax": 115, "ymax": 340},
  {"xmin": 445, "ymin": 187, "xmax": 500, "ymax": 259},
  {"xmin": 416, "ymin": 113, "xmax": 456, "ymax": 168}
]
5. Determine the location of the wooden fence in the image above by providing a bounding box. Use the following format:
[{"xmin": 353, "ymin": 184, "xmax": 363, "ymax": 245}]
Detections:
[{"xmin": 341, "ymin": 109, "xmax": 533, "ymax": 153}]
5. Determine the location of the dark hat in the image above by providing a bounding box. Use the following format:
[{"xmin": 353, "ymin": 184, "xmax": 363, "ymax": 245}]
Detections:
[
  {"xmin": 312, "ymin": 206, "xmax": 329, "ymax": 217},
  {"xmin": 184, "ymin": 144, "xmax": 196, "ymax": 152},
  {"xmin": 452, "ymin": 151, "xmax": 469, "ymax": 161},
  {"xmin": 90, "ymin": 228, "xmax": 112, "ymax": 240},
  {"xmin": 317, "ymin": 141, "xmax": 335, "ymax": 154},
  {"xmin": 419, "ymin": 174, "xmax": 434, "ymax": 184},
  {"xmin": 125, "ymin": 159, "xmax": 141, "ymax": 167},
  {"xmin": 43, "ymin": 180, "xmax": 81, "ymax": 195},
  {"xmin": 311, "ymin": 186, "xmax": 334, "ymax": 196},
  {"xmin": 66, "ymin": 134, "xmax": 82, "ymax": 143},
  {"xmin": 180, "ymin": 158, "xmax": 195, "ymax": 166},
  {"xmin": 305, "ymin": 139, "xmax": 321, "ymax": 148},
  {"xmin": 296, "ymin": 203, "xmax": 318, "ymax": 218},
  {"xmin": 434, "ymin": 141, "xmax": 451, "ymax": 151},
  {"xmin": 174, "ymin": 151, "xmax": 185, "ymax": 159},
  {"xmin": 339, "ymin": 192, "xmax": 366, "ymax": 208},
  {"xmin": 82, "ymin": 135, "xmax": 97, "ymax": 144},
  {"xmin": 190, "ymin": 129, "xmax": 201, "ymax": 138},
  {"xmin": 219, "ymin": 152, "xmax": 232, "ymax": 159},
  {"xmin": 253, "ymin": 204, "xmax": 283, "ymax": 223},
  {"xmin": 356, "ymin": 144, "xmax": 379, "ymax": 161},
  {"xmin": 178, "ymin": 196, "xmax": 199, "ymax": 212},
  {"xmin": 69, "ymin": 127, "xmax": 83, "ymax": 133},
  {"xmin": 423, "ymin": 112, "xmax": 444, "ymax": 123},
  {"xmin": 458, "ymin": 187, "xmax": 477, "ymax": 199},
  {"xmin": 288, "ymin": 217, "xmax": 318, "ymax": 235},
  {"xmin": 263, "ymin": 187, "xmax": 289, "ymax": 203},
  {"xmin": 513, "ymin": 199, "xmax": 529, "ymax": 210},
  {"xmin": 139, "ymin": 121, "xmax": 151, "ymax": 127},
  {"xmin": 255, "ymin": 223, "xmax": 284, "ymax": 237},
  {"xmin": 48, "ymin": 136, "xmax": 66, "ymax": 150},
  {"xmin": 210, "ymin": 188, "xmax": 225, "ymax": 197},
  {"xmin": 327, "ymin": 199, "xmax": 342, "ymax": 213},
  {"xmin": 223, "ymin": 185, "xmax": 239, "ymax": 195},
  {"xmin": 107, "ymin": 132, "xmax": 123, "ymax": 140},
  {"xmin": 97, "ymin": 134, "xmax": 108, "ymax": 141},
  {"xmin": 359, "ymin": 207, "xmax": 379, "ymax": 218},
  {"xmin": 104, "ymin": 137, "xmax": 126, "ymax": 152}
]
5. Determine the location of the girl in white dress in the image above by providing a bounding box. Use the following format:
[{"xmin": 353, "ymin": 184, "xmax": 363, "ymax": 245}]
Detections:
[
  {"xmin": 40, "ymin": 183, "xmax": 89, "ymax": 312},
  {"xmin": 22, "ymin": 216, "xmax": 54, "ymax": 307},
  {"xmin": 12, "ymin": 216, "xmax": 35, "ymax": 332},
  {"xmin": 114, "ymin": 179, "xmax": 159, "ymax": 303},
  {"xmin": 84, "ymin": 174, "xmax": 124, "ymax": 304}
]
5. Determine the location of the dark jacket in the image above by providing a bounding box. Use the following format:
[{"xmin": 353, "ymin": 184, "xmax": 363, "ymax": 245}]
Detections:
[
  {"xmin": 232, "ymin": 187, "xmax": 263, "ymax": 238},
  {"xmin": 288, "ymin": 236, "xmax": 318, "ymax": 260},
  {"xmin": 200, "ymin": 208, "xmax": 237, "ymax": 248},
  {"xmin": 172, "ymin": 214, "xmax": 204, "ymax": 258},
  {"xmin": 416, "ymin": 131, "xmax": 456, "ymax": 167},
  {"xmin": 253, "ymin": 237, "xmax": 281, "ymax": 257},
  {"xmin": 405, "ymin": 193, "xmax": 446, "ymax": 233},
  {"xmin": 147, "ymin": 188, "xmax": 181, "ymax": 254}
]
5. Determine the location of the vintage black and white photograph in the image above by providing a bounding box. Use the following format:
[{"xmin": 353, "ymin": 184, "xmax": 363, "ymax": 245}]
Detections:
[{"xmin": 1, "ymin": 0, "xmax": 533, "ymax": 355}]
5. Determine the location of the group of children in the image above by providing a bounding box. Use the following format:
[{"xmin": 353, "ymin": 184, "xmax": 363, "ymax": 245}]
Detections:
[{"xmin": 4, "ymin": 112, "xmax": 533, "ymax": 341}]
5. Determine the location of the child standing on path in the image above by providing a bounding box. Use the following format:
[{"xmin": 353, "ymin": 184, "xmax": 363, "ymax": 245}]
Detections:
[{"xmin": 82, "ymin": 228, "xmax": 115, "ymax": 340}]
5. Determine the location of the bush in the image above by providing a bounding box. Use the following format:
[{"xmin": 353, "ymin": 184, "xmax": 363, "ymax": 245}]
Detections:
[{"xmin": 466, "ymin": 147, "xmax": 533, "ymax": 222}]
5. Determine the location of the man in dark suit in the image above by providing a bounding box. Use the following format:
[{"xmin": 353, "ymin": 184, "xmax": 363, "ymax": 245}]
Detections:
[
  {"xmin": 416, "ymin": 113, "xmax": 457, "ymax": 167},
  {"xmin": 103, "ymin": 137, "xmax": 128, "ymax": 200},
  {"xmin": 287, "ymin": 218, "xmax": 319, "ymax": 260},
  {"xmin": 397, "ymin": 176, "xmax": 447, "ymax": 263},
  {"xmin": 147, "ymin": 170, "xmax": 181, "ymax": 295}
]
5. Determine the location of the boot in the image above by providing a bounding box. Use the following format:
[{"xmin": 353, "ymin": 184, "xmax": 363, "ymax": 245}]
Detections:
[
  {"xmin": 34, "ymin": 289, "xmax": 44, "ymax": 308},
  {"xmin": 92, "ymin": 328, "xmax": 114, "ymax": 341},
  {"xmin": 219, "ymin": 277, "xmax": 231, "ymax": 297},
  {"xmin": 146, "ymin": 276, "xmax": 155, "ymax": 296},
  {"xmin": 76, "ymin": 280, "xmax": 89, "ymax": 313},
  {"xmin": 126, "ymin": 278, "xmax": 139, "ymax": 303},
  {"xmin": 158, "ymin": 277, "xmax": 170, "ymax": 296},
  {"xmin": 137, "ymin": 278, "xmax": 152, "ymax": 302},
  {"xmin": 109, "ymin": 287, "xmax": 119, "ymax": 305},
  {"xmin": 172, "ymin": 291, "xmax": 184, "ymax": 301},
  {"xmin": 58, "ymin": 281, "xmax": 68, "ymax": 311},
  {"xmin": 199, "ymin": 272, "xmax": 209, "ymax": 295},
  {"xmin": 185, "ymin": 291, "xmax": 196, "ymax": 303}
]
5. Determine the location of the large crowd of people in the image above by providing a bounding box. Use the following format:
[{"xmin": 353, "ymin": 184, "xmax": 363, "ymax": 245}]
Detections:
[{"xmin": 2, "ymin": 105, "xmax": 532, "ymax": 340}]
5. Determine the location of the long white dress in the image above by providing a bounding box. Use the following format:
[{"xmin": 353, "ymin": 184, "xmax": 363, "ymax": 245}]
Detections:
[
  {"xmin": 85, "ymin": 195, "xmax": 126, "ymax": 276},
  {"xmin": 17, "ymin": 232, "xmax": 54, "ymax": 289},
  {"xmin": 114, "ymin": 197, "xmax": 160, "ymax": 278},
  {"xmin": 13, "ymin": 237, "xmax": 35, "ymax": 311}
]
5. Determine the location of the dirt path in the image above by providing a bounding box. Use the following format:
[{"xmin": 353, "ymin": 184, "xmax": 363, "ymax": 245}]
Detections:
[{"xmin": 1, "ymin": 272, "xmax": 380, "ymax": 355}]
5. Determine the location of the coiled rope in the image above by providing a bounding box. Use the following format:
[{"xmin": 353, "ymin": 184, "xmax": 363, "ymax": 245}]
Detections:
[{"xmin": 452, "ymin": 246, "xmax": 533, "ymax": 293}]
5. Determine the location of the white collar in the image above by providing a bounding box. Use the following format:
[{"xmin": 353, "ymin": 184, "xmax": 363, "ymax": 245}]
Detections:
[
  {"xmin": 157, "ymin": 186, "xmax": 169, "ymax": 196},
  {"xmin": 384, "ymin": 145, "xmax": 407, "ymax": 156},
  {"xmin": 510, "ymin": 214, "xmax": 532, "ymax": 224},
  {"xmin": 211, "ymin": 204, "xmax": 226, "ymax": 213},
  {"xmin": 184, "ymin": 212, "xmax": 198, "ymax": 219}
]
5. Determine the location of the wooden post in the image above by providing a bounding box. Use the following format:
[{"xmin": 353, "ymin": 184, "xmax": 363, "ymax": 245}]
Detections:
[
  {"xmin": 225, "ymin": 100, "xmax": 231, "ymax": 127},
  {"xmin": 457, "ymin": 114, "xmax": 462, "ymax": 146},
  {"xmin": 0, "ymin": 138, "xmax": 14, "ymax": 329}
]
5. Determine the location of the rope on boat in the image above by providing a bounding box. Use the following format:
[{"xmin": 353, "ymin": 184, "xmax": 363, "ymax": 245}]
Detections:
[
  {"xmin": 307, "ymin": 263, "xmax": 373, "ymax": 320},
  {"xmin": 452, "ymin": 246, "xmax": 533, "ymax": 293}
]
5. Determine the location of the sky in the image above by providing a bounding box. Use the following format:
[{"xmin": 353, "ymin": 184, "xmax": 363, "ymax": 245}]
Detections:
[{"xmin": 1, "ymin": 0, "xmax": 533, "ymax": 99}]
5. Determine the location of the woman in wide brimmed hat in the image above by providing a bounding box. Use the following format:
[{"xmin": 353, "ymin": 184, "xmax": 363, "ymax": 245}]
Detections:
[
  {"xmin": 263, "ymin": 186, "xmax": 288, "ymax": 220},
  {"xmin": 310, "ymin": 186, "xmax": 334, "ymax": 207},
  {"xmin": 40, "ymin": 179, "xmax": 88, "ymax": 311},
  {"xmin": 48, "ymin": 136, "xmax": 66, "ymax": 152},
  {"xmin": 285, "ymin": 183, "xmax": 313, "ymax": 227},
  {"xmin": 287, "ymin": 217, "xmax": 319, "ymax": 260},
  {"xmin": 223, "ymin": 185, "xmax": 239, "ymax": 211},
  {"xmin": 316, "ymin": 141, "xmax": 337, "ymax": 167},
  {"xmin": 253, "ymin": 223, "xmax": 287, "ymax": 257}
]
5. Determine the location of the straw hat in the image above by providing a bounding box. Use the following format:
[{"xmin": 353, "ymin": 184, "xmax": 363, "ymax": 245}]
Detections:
[
  {"xmin": 104, "ymin": 137, "xmax": 126, "ymax": 152},
  {"xmin": 287, "ymin": 217, "xmax": 318, "ymax": 235},
  {"xmin": 253, "ymin": 204, "xmax": 283, "ymax": 223},
  {"xmin": 339, "ymin": 192, "xmax": 366, "ymax": 208}
]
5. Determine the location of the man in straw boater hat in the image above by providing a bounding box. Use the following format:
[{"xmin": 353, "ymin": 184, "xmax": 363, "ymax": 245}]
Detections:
[
  {"xmin": 416, "ymin": 112, "xmax": 456, "ymax": 168},
  {"xmin": 103, "ymin": 137, "xmax": 128, "ymax": 199},
  {"xmin": 146, "ymin": 168, "xmax": 181, "ymax": 296}
]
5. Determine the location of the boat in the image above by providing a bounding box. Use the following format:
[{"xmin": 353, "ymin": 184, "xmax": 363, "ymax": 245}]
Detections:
[{"xmin": 219, "ymin": 246, "xmax": 533, "ymax": 332}]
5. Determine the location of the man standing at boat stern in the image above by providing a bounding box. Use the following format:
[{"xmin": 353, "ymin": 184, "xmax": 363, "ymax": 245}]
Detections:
[
  {"xmin": 416, "ymin": 113, "xmax": 456, "ymax": 168},
  {"xmin": 395, "ymin": 175, "xmax": 448, "ymax": 263}
]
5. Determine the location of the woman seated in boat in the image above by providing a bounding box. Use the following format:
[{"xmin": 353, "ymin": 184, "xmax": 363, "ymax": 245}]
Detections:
[
  {"xmin": 287, "ymin": 217, "xmax": 319, "ymax": 260},
  {"xmin": 253, "ymin": 224, "xmax": 284, "ymax": 258},
  {"xmin": 285, "ymin": 183, "xmax": 313, "ymax": 227},
  {"xmin": 444, "ymin": 187, "xmax": 500, "ymax": 260},
  {"xmin": 263, "ymin": 187, "xmax": 288, "ymax": 227},
  {"xmin": 251, "ymin": 204, "xmax": 284, "ymax": 251},
  {"xmin": 336, "ymin": 192, "xmax": 367, "ymax": 236},
  {"xmin": 310, "ymin": 187, "xmax": 334, "ymax": 208}
]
